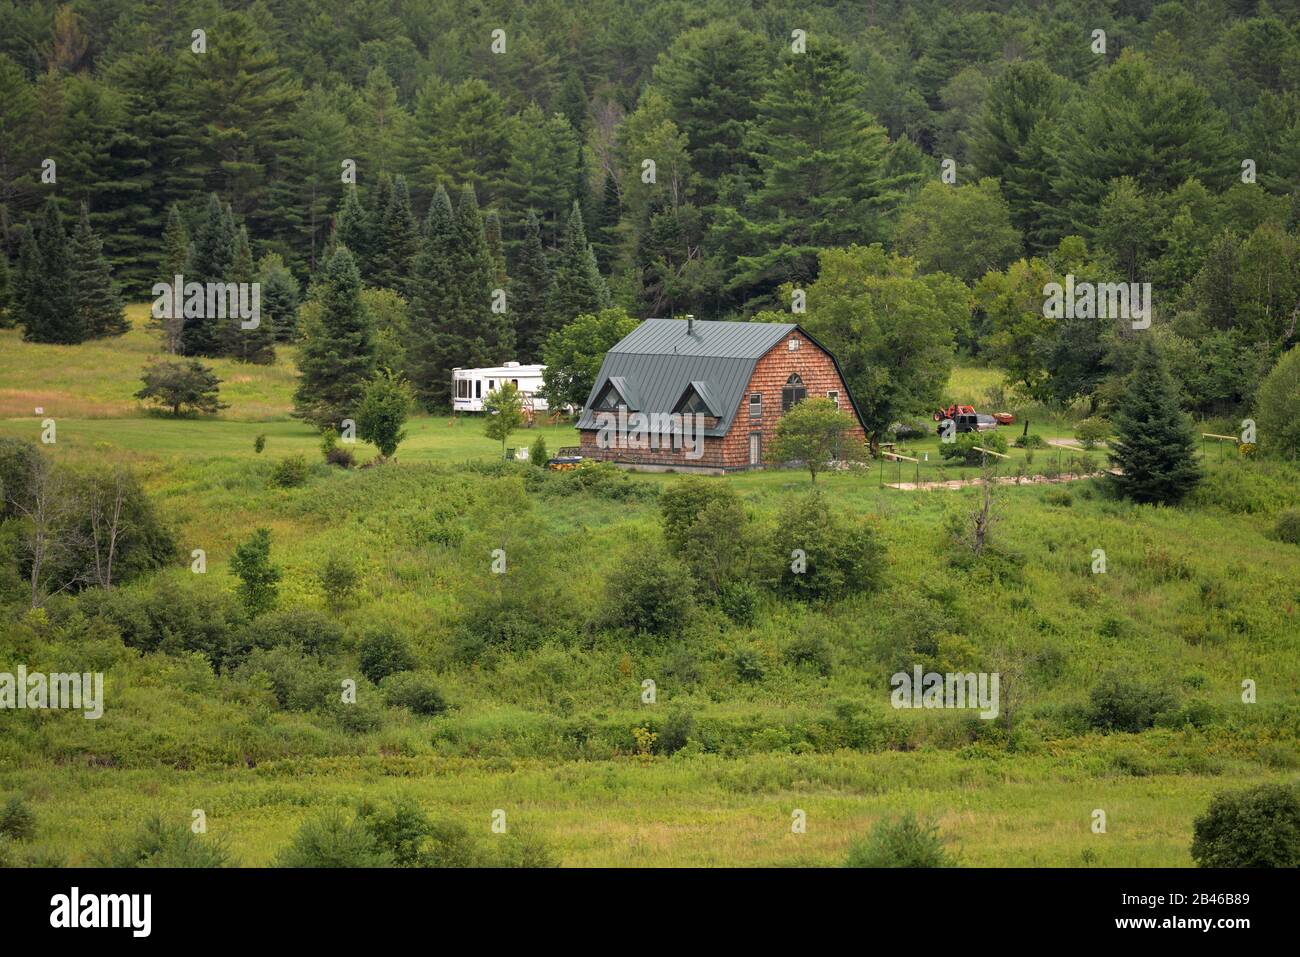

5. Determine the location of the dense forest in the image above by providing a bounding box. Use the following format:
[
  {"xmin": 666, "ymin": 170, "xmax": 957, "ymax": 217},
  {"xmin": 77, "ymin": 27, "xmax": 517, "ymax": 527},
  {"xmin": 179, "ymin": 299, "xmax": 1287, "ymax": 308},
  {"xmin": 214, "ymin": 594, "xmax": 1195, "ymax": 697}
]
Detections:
[{"xmin": 0, "ymin": 0, "xmax": 1298, "ymax": 420}]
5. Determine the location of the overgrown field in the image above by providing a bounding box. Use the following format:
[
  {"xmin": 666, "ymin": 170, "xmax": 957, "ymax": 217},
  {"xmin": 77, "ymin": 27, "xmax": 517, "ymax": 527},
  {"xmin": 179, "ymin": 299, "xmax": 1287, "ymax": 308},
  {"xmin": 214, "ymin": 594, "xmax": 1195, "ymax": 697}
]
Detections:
[{"xmin": 1, "ymin": 315, "xmax": 1297, "ymax": 867}]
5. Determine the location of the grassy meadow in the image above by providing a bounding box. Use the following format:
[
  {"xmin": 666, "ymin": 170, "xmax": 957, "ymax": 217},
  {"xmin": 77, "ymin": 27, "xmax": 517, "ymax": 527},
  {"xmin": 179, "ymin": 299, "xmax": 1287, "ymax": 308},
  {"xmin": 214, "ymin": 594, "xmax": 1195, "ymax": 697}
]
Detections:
[{"xmin": 1, "ymin": 309, "xmax": 1297, "ymax": 867}]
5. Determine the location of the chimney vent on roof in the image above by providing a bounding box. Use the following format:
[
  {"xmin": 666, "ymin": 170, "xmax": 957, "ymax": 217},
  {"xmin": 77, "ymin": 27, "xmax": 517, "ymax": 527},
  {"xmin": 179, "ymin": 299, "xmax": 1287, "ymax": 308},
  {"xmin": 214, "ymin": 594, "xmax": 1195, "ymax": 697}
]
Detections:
[{"xmin": 686, "ymin": 314, "xmax": 695, "ymax": 335}]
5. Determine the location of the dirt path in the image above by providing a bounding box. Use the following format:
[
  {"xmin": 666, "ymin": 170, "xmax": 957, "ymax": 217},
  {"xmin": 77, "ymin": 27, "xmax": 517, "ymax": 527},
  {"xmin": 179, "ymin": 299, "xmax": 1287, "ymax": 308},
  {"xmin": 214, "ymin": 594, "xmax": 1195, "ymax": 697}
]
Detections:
[{"xmin": 884, "ymin": 469, "xmax": 1117, "ymax": 491}]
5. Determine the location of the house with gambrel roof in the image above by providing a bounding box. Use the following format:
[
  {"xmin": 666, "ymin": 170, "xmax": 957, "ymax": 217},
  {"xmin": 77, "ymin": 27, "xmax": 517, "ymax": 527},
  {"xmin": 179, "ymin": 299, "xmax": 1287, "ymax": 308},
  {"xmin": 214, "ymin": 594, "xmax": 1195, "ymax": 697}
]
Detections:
[{"xmin": 575, "ymin": 317, "xmax": 867, "ymax": 472}]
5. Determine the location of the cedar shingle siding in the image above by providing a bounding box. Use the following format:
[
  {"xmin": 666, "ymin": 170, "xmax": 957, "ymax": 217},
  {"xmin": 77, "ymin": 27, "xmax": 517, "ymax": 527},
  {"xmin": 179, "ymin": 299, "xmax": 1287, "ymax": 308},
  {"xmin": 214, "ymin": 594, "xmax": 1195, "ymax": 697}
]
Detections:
[{"xmin": 577, "ymin": 318, "xmax": 866, "ymax": 472}]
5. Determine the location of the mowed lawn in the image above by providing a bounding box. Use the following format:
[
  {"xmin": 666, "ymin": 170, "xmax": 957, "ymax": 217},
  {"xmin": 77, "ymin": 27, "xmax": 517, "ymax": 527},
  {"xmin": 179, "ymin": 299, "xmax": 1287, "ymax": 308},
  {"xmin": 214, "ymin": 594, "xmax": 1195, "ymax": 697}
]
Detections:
[{"xmin": 1, "ymin": 305, "xmax": 1297, "ymax": 867}]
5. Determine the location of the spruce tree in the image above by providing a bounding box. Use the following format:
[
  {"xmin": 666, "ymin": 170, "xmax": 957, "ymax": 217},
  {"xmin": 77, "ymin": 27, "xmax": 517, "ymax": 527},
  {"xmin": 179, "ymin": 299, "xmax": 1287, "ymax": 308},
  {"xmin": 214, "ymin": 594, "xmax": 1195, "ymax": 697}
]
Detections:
[
  {"xmin": 1108, "ymin": 340, "xmax": 1203, "ymax": 505},
  {"xmin": 183, "ymin": 194, "xmax": 236, "ymax": 356},
  {"xmin": 259, "ymin": 252, "xmax": 301, "ymax": 342},
  {"xmin": 362, "ymin": 173, "xmax": 395, "ymax": 282},
  {"xmin": 335, "ymin": 185, "xmax": 369, "ymax": 266},
  {"xmin": 373, "ymin": 174, "xmax": 418, "ymax": 296},
  {"xmin": 0, "ymin": 250, "xmax": 11, "ymax": 327},
  {"xmin": 510, "ymin": 210, "xmax": 555, "ymax": 361},
  {"xmin": 21, "ymin": 197, "xmax": 80, "ymax": 344},
  {"xmin": 161, "ymin": 205, "xmax": 191, "ymax": 280},
  {"xmin": 591, "ymin": 172, "xmax": 621, "ymax": 271},
  {"xmin": 69, "ymin": 202, "xmax": 127, "ymax": 338},
  {"xmin": 484, "ymin": 209, "xmax": 508, "ymax": 288},
  {"xmin": 224, "ymin": 225, "xmax": 275, "ymax": 363},
  {"xmin": 293, "ymin": 246, "xmax": 376, "ymax": 429},
  {"xmin": 407, "ymin": 185, "xmax": 457, "ymax": 405},
  {"xmin": 447, "ymin": 185, "xmax": 513, "ymax": 372},
  {"xmin": 546, "ymin": 200, "xmax": 609, "ymax": 328}
]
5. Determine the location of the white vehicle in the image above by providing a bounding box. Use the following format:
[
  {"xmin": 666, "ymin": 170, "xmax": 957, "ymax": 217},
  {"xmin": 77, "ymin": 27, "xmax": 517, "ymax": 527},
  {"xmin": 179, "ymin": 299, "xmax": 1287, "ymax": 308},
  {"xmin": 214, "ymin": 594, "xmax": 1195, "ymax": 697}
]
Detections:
[{"xmin": 452, "ymin": 362, "xmax": 549, "ymax": 414}]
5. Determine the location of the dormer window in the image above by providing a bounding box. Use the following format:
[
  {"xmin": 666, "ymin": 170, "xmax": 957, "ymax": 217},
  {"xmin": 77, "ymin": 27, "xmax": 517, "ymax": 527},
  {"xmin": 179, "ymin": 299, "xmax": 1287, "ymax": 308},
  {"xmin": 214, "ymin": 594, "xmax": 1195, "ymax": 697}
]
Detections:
[
  {"xmin": 594, "ymin": 381, "xmax": 626, "ymax": 411},
  {"xmin": 673, "ymin": 381, "xmax": 717, "ymax": 417}
]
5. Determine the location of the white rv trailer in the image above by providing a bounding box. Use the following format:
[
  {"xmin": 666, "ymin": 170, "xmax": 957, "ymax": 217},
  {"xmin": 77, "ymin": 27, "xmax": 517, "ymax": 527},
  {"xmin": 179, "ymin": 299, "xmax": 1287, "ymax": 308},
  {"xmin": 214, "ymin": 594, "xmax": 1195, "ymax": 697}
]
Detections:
[{"xmin": 452, "ymin": 362, "xmax": 549, "ymax": 413}]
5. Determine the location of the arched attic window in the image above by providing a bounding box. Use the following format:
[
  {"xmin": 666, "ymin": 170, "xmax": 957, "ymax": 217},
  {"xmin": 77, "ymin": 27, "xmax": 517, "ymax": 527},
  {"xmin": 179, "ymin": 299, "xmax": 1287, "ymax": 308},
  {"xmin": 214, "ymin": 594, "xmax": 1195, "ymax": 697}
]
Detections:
[{"xmin": 781, "ymin": 373, "xmax": 806, "ymax": 412}]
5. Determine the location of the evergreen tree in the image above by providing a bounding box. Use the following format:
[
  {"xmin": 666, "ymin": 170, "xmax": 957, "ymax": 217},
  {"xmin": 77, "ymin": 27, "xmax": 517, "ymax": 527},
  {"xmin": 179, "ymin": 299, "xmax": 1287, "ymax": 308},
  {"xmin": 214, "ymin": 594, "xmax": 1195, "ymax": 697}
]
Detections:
[
  {"xmin": 449, "ymin": 184, "xmax": 513, "ymax": 367},
  {"xmin": 362, "ymin": 173, "xmax": 394, "ymax": 282},
  {"xmin": 590, "ymin": 172, "xmax": 621, "ymax": 271},
  {"xmin": 293, "ymin": 246, "xmax": 376, "ymax": 429},
  {"xmin": 373, "ymin": 174, "xmax": 418, "ymax": 296},
  {"xmin": 547, "ymin": 201, "xmax": 609, "ymax": 328},
  {"xmin": 407, "ymin": 185, "xmax": 457, "ymax": 405},
  {"xmin": 259, "ymin": 253, "xmax": 301, "ymax": 342},
  {"xmin": 1108, "ymin": 339, "xmax": 1203, "ymax": 505},
  {"xmin": 20, "ymin": 197, "xmax": 79, "ymax": 344},
  {"xmin": 182, "ymin": 194, "xmax": 236, "ymax": 356},
  {"xmin": 224, "ymin": 225, "xmax": 275, "ymax": 363},
  {"xmin": 69, "ymin": 202, "xmax": 127, "ymax": 338},
  {"xmin": 722, "ymin": 39, "xmax": 899, "ymax": 306},
  {"xmin": 160, "ymin": 205, "xmax": 191, "ymax": 280},
  {"xmin": 335, "ymin": 186, "xmax": 369, "ymax": 268},
  {"xmin": 0, "ymin": 250, "xmax": 11, "ymax": 327},
  {"xmin": 503, "ymin": 103, "xmax": 580, "ymax": 240},
  {"xmin": 652, "ymin": 21, "xmax": 769, "ymax": 207},
  {"xmin": 510, "ymin": 210, "xmax": 555, "ymax": 361},
  {"xmin": 970, "ymin": 60, "xmax": 1067, "ymax": 252},
  {"xmin": 484, "ymin": 209, "xmax": 508, "ymax": 288}
]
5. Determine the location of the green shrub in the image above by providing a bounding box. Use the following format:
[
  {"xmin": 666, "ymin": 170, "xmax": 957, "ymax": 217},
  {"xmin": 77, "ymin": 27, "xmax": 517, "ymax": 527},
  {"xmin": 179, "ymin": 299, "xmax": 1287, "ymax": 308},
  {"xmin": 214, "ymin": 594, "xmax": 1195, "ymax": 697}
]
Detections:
[
  {"xmin": 1014, "ymin": 432, "xmax": 1045, "ymax": 449},
  {"xmin": 768, "ymin": 491, "xmax": 885, "ymax": 602},
  {"xmin": 1074, "ymin": 417, "xmax": 1111, "ymax": 449},
  {"xmin": 604, "ymin": 546, "xmax": 694, "ymax": 640},
  {"xmin": 940, "ymin": 430, "xmax": 1007, "ymax": 466},
  {"xmin": 731, "ymin": 647, "xmax": 766, "ymax": 682},
  {"xmin": 655, "ymin": 710, "xmax": 695, "ymax": 755},
  {"xmin": 0, "ymin": 796, "xmax": 36, "ymax": 841},
  {"xmin": 325, "ymin": 445, "xmax": 355, "ymax": 468},
  {"xmin": 234, "ymin": 647, "xmax": 339, "ymax": 711},
  {"xmin": 270, "ymin": 454, "xmax": 309, "ymax": 488},
  {"xmin": 94, "ymin": 814, "xmax": 232, "ymax": 867},
  {"xmin": 1254, "ymin": 344, "xmax": 1300, "ymax": 458},
  {"xmin": 317, "ymin": 554, "xmax": 360, "ymax": 611},
  {"xmin": 382, "ymin": 672, "xmax": 448, "ymax": 715},
  {"xmin": 718, "ymin": 580, "xmax": 759, "ymax": 626},
  {"xmin": 1044, "ymin": 488, "xmax": 1072, "ymax": 507},
  {"xmin": 229, "ymin": 527, "xmax": 281, "ymax": 616},
  {"xmin": 1086, "ymin": 670, "xmax": 1176, "ymax": 733},
  {"xmin": 277, "ymin": 808, "xmax": 390, "ymax": 867},
  {"xmin": 783, "ymin": 635, "xmax": 833, "ymax": 676},
  {"xmin": 81, "ymin": 578, "xmax": 246, "ymax": 668},
  {"xmin": 660, "ymin": 479, "xmax": 751, "ymax": 596},
  {"xmin": 254, "ymin": 434, "xmax": 266, "ymax": 453},
  {"xmin": 845, "ymin": 814, "xmax": 954, "ymax": 867},
  {"xmin": 1274, "ymin": 509, "xmax": 1300, "ymax": 545},
  {"xmin": 529, "ymin": 434, "xmax": 549, "ymax": 467},
  {"xmin": 358, "ymin": 630, "xmax": 416, "ymax": 683},
  {"xmin": 237, "ymin": 607, "xmax": 344, "ymax": 661},
  {"xmin": 1191, "ymin": 783, "xmax": 1300, "ymax": 868}
]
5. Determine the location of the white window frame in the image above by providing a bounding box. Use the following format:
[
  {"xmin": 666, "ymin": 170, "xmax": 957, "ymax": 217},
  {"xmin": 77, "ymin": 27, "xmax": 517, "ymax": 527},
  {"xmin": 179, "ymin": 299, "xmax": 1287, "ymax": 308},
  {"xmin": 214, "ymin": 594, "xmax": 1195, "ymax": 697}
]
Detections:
[{"xmin": 748, "ymin": 392, "xmax": 762, "ymax": 418}]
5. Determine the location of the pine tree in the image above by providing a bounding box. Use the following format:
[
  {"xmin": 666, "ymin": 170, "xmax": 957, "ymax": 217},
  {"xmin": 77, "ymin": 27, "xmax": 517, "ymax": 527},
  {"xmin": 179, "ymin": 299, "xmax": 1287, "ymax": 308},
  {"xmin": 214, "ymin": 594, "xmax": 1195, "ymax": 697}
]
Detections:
[
  {"xmin": 510, "ymin": 209, "xmax": 555, "ymax": 360},
  {"xmin": 484, "ymin": 209, "xmax": 508, "ymax": 289},
  {"xmin": 362, "ymin": 173, "xmax": 394, "ymax": 283},
  {"xmin": 293, "ymin": 246, "xmax": 376, "ymax": 429},
  {"xmin": 335, "ymin": 186, "xmax": 369, "ymax": 267},
  {"xmin": 547, "ymin": 200, "xmax": 609, "ymax": 328},
  {"xmin": 161, "ymin": 205, "xmax": 191, "ymax": 280},
  {"xmin": 0, "ymin": 250, "xmax": 11, "ymax": 327},
  {"xmin": 224, "ymin": 225, "xmax": 275, "ymax": 363},
  {"xmin": 259, "ymin": 252, "xmax": 301, "ymax": 342},
  {"xmin": 590, "ymin": 172, "xmax": 621, "ymax": 271},
  {"xmin": 723, "ymin": 38, "xmax": 897, "ymax": 306},
  {"xmin": 449, "ymin": 185, "xmax": 513, "ymax": 367},
  {"xmin": 182, "ymin": 194, "xmax": 236, "ymax": 356},
  {"xmin": 373, "ymin": 174, "xmax": 418, "ymax": 296},
  {"xmin": 20, "ymin": 197, "xmax": 79, "ymax": 344},
  {"xmin": 1108, "ymin": 339, "xmax": 1203, "ymax": 505},
  {"xmin": 407, "ymin": 185, "xmax": 457, "ymax": 405},
  {"xmin": 69, "ymin": 202, "xmax": 127, "ymax": 338}
]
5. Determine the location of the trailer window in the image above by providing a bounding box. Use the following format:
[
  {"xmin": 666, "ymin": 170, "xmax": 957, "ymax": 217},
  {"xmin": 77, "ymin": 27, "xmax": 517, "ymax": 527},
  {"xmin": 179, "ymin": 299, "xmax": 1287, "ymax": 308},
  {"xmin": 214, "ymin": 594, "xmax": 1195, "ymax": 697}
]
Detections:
[{"xmin": 475, "ymin": 380, "xmax": 481, "ymax": 399}]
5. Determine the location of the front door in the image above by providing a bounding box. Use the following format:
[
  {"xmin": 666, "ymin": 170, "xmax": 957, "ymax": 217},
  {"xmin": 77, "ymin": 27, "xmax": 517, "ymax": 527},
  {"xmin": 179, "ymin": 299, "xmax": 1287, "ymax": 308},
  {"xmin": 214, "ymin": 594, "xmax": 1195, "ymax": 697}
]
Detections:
[{"xmin": 749, "ymin": 432, "xmax": 761, "ymax": 467}]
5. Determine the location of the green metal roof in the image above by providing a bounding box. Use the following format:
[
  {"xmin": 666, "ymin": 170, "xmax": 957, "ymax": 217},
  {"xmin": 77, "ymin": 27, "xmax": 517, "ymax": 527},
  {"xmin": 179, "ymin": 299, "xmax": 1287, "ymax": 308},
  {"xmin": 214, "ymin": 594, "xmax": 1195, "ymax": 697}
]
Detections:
[{"xmin": 576, "ymin": 318, "xmax": 864, "ymax": 438}]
